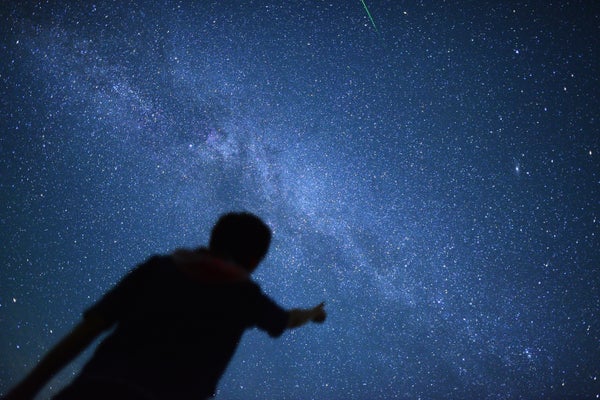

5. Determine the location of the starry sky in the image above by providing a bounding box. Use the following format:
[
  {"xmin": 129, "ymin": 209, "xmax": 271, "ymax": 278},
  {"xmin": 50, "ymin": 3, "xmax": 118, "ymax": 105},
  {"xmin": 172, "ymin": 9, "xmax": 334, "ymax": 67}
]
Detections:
[{"xmin": 1, "ymin": 1, "xmax": 599, "ymax": 399}]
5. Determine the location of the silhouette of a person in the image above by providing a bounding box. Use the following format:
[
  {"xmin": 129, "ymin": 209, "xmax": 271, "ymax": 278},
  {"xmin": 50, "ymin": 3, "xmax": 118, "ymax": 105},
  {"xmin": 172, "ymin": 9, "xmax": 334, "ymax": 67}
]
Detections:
[{"xmin": 4, "ymin": 212, "xmax": 326, "ymax": 400}]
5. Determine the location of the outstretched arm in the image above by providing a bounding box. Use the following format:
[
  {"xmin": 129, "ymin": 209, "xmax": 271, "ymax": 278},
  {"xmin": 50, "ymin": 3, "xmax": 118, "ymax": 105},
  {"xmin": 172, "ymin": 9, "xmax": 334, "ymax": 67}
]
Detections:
[
  {"xmin": 3, "ymin": 316, "xmax": 111, "ymax": 400},
  {"xmin": 287, "ymin": 302, "xmax": 326, "ymax": 329}
]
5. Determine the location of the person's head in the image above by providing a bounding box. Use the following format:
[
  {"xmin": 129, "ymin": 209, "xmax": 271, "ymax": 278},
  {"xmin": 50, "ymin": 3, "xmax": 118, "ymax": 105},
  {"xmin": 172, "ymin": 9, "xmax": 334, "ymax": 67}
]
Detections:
[{"xmin": 209, "ymin": 212, "xmax": 272, "ymax": 273}]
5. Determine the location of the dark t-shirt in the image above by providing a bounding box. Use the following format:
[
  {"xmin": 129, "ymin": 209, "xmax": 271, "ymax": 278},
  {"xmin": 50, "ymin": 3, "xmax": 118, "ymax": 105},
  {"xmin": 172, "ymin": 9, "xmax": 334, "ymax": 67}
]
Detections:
[{"xmin": 59, "ymin": 253, "xmax": 288, "ymax": 400}]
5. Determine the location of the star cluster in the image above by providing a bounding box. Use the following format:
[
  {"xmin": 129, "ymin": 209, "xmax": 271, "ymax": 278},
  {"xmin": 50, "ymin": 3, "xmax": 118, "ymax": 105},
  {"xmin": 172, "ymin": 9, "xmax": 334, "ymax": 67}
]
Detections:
[{"xmin": 1, "ymin": 1, "xmax": 598, "ymax": 399}]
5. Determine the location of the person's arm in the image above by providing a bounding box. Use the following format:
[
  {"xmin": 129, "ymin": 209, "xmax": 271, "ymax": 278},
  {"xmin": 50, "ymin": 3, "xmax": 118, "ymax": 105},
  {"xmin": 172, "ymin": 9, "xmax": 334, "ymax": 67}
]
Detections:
[
  {"xmin": 287, "ymin": 302, "xmax": 326, "ymax": 329},
  {"xmin": 3, "ymin": 315, "xmax": 111, "ymax": 400}
]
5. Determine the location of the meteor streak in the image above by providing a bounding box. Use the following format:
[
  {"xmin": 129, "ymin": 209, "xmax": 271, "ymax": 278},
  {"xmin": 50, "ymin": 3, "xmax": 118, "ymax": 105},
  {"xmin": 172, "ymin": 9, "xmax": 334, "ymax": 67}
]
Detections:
[{"xmin": 359, "ymin": 0, "xmax": 378, "ymax": 33}]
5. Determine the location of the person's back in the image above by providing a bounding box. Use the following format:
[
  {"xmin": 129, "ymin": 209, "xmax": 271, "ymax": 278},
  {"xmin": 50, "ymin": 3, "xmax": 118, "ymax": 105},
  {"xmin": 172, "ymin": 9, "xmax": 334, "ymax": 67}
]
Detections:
[
  {"xmin": 57, "ymin": 249, "xmax": 289, "ymax": 399},
  {"xmin": 3, "ymin": 212, "xmax": 326, "ymax": 400}
]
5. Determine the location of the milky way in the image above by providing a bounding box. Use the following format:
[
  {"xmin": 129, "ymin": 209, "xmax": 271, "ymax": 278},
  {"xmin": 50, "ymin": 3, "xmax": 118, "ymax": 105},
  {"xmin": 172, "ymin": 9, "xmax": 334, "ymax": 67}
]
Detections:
[{"xmin": 1, "ymin": 2, "xmax": 598, "ymax": 399}]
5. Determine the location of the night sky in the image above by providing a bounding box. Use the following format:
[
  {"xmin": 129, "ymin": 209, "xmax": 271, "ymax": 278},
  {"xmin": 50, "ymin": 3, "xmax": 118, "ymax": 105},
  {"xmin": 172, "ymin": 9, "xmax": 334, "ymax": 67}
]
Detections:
[{"xmin": 1, "ymin": 1, "xmax": 599, "ymax": 399}]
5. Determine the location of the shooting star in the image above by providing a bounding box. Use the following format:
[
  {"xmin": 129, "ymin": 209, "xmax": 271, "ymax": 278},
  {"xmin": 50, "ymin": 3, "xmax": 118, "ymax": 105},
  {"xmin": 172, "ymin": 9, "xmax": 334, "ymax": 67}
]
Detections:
[{"xmin": 359, "ymin": 0, "xmax": 378, "ymax": 33}]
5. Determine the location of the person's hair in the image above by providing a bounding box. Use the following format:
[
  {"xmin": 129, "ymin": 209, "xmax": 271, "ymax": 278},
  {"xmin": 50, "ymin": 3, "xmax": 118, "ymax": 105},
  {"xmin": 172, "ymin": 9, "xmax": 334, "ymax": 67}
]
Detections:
[{"xmin": 209, "ymin": 212, "xmax": 272, "ymax": 269}]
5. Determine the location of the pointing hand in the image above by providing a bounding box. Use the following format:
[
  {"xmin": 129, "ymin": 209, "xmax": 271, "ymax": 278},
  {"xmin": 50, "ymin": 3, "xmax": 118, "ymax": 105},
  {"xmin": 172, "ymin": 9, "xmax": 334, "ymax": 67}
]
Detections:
[{"xmin": 312, "ymin": 302, "xmax": 326, "ymax": 323}]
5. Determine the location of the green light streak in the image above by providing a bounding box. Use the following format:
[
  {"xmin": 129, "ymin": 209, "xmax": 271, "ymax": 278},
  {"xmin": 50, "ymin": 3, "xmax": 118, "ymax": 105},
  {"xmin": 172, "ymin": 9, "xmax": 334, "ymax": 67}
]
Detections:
[{"xmin": 359, "ymin": 0, "xmax": 378, "ymax": 33}]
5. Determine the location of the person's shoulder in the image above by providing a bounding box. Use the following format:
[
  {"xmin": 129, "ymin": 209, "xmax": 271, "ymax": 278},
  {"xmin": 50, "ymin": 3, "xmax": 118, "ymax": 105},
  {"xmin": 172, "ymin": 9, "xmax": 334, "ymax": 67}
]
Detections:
[
  {"xmin": 133, "ymin": 254, "xmax": 176, "ymax": 276},
  {"xmin": 145, "ymin": 254, "xmax": 174, "ymax": 264},
  {"xmin": 134, "ymin": 254, "xmax": 171, "ymax": 268}
]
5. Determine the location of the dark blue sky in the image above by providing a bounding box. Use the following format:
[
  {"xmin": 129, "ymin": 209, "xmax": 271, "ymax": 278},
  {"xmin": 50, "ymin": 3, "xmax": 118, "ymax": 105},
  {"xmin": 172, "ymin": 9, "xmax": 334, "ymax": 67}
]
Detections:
[{"xmin": 1, "ymin": 1, "xmax": 598, "ymax": 399}]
